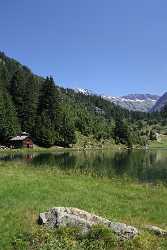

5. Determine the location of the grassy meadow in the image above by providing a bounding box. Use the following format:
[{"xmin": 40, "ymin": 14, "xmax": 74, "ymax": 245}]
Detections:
[{"xmin": 0, "ymin": 161, "xmax": 167, "ymax": 249}]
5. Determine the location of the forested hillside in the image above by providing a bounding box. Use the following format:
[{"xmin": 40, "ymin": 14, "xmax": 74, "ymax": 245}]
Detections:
[{"xmin": 0, "ymin": 52, "xmax": 166, "ymax": 148}]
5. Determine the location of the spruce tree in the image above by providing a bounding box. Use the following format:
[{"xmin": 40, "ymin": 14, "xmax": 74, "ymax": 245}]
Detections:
[
  {"xmin": 59, "ymin": 112, "xmax": 76, "ymax": 147},
  {"xmin": 35, "ymin": 77, "xmax": 62, "ymax": 147},
  {"xmin": 0, "ymin": 61, "xmax": 9, "ymax": 89},
  {"xmin": 0, "ymin": 91, "xmax": 20, "ymax": 143},
  {"xmin": 114, "ymin": 118, "xmax": 132, "ymax": 147},
  {"xmin": 0, "ymin": 62, "xmax": 20, "ymax": 143},
  {"xmin": 9, "ymin": 70, "xmax": 25, "ymax": 125},
  {"xmin": 22, "ymin": 75, "xmax": 38, "ymax": 133},
  {"xmin": 34, "ymin": 113, "xmax": 56, "ymax": 147}
]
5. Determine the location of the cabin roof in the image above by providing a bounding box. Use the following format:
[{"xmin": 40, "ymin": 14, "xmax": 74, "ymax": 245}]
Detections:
[{"xmin": 9, "ymin": 135, "xmax": 30, "ymax": 141}]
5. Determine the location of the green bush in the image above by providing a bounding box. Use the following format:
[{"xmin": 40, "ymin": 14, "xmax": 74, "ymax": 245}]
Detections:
[{"xmin": 12, "ymin": 226, "xmax": 167, "ymax": 250}]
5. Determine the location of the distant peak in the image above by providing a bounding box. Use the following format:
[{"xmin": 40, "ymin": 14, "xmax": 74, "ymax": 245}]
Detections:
[
  {"xmin": 151, "ymin": 92, "xmax": 167, "ymax": 112},
  {"xmin": 121, "ymin": 94, "xmax": 160, "ymax": 101},
  {"xmin": 74, "ymin": 88, "xmax": 161, "ymax": 112},
  {"xmin": 75, "ymin": 88, "xmax": 94, "ymax": 96}
]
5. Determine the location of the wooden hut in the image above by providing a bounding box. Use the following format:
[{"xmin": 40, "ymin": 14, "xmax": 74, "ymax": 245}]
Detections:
[{"xmin": 9, "ymin": 132, "xmax": 33, "ymax": 148}]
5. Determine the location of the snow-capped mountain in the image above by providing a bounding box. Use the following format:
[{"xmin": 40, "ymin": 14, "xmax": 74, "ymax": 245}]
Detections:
[
  {"xmin": 75, "ymin": 88, "xmax": 160, "ymax": 112},
  {"xmin": 103, "ymin": 94, "xmax": 160, "ymax": 112},
  {"xmin": 75, "ymin": 88, "xmax": 94, "ymax": 96}
]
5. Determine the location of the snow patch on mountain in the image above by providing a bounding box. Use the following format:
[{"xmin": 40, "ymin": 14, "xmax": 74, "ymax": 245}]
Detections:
[
  {"xmin": 75, "ymin": 88, "xmax": 160, "ymax": 112},
  {"xmin": 75, "ymin": 88, "xmax": 94, "ymax": 96},
  {"xmin": 103, "ymin": 94, "xmax": 159, "ymax": 112}
]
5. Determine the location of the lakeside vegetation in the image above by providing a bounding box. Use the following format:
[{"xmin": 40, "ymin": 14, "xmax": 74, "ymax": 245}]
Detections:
[
  {"xmin": 0, "ymin": 162, "xmax": 167, "ymax": 249},
  {"xmin": 0, "ymin": 132, "xmax": 126, "ymax": 155},
  {"xmin": 1, "ymin": 51, "xmax": 167, "ymax": 150},
  {"xmin": 149, "ymin": 135, "xmax": 167, "ymax": 148}
]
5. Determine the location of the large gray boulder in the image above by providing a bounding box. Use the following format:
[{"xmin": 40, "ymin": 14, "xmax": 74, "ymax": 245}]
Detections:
[{"xmin": 38, "ymin": 207, "xmax": 138, "ymax": 240}]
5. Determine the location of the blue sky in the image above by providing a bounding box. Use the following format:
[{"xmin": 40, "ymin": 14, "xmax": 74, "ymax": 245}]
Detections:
[{"xmin": 0, "ymin": 0, "xmax": 167, "ymax": 96}]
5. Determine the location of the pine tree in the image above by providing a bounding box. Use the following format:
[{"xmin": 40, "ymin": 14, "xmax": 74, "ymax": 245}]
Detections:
[
  {"xmin": 0, "ymin": 63, "xmax": 20, "ymax": 143},
  {"xmin": 0, "ymin": 91, "xmax": 20, "ymax": 143},
  {"xmin": 161, "ymin": 104, "xmax": 167, "ymax": 119},
  {"xmin": 38, "ymin": 77, "xmax": 61, "ymax": 120},
  {"xmin": 0, "ymin": 61, "xmax": 9, "ymax": 90},
  {"xmin": 35, "ymin": 77, "xmax": 62, "ymax": 147},
  {"xmin": 9, "ymin": 70, "xmax": 25, "ymax": 125},
  {"xmin": 34, "ymin": 113, "xmax": 56, "ymax": 147},
  {"xmin": 59, "ymin": 112, "xmax": 76, "ymax": 147},
  {"xmin": 114, "ymin": 118, "xmax": 132, "ymax": 147},
  {"xmin": 22, "ymin": 75, "xmax": 38, "ymax": 133}
]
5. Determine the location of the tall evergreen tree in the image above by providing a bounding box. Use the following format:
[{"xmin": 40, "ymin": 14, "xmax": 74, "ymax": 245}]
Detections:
[
  {"xmin": 35, "ymin": 77, "xmax": 62, "ymax": 147},
  {"xmin": 22, "ymin": 75, "xmax": 38, "ymax": 133},
  {"xmin": 34, "ymin": 113, "xmax": 56, "ymax": 147},
  {"xmin": 59, "ymin": 112, "xmax": 76, "ymax": 147},
  {"xmin": 9, "ymin": 70, "xmax": 25, "ymax": 125},
  {"xmin": 114, "ymin": 118, "xmax": 132, "ymax": 147},
  {"xmin": 0, "ymin": 61, "xmax": 9, "ymax": 90},
  {"xmin": 0, "ymin": 91, "xmax": 20, "ymax": 143}
]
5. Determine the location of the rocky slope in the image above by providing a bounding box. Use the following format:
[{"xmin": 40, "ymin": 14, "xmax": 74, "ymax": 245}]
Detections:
[
  {"xmin": 75, "ymin": 89, "xmax": 159, "ymax": 112},
  {"xmin": 150, "ymin": 92, "xmax": 167, "ymax": 112},
  {"xmin": 103, "ymin": 94, "xmax": 159, "ymax": 112}
]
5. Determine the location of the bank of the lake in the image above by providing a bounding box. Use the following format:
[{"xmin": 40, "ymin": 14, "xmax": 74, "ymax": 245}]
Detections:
[
  {"xmin": 0, "ymin": 142, "xmax": 126, "ymax": 155},
  {"xmin": 149, "ymin": 135, "xmax": 167, "ymax": 149},
  {"xmin": 0, "ymin": 131, "xmax": 126, "ymax": 154},
  {"xmin": 1, "ymin": 161, "xmax": 167, "ymax": 249}
]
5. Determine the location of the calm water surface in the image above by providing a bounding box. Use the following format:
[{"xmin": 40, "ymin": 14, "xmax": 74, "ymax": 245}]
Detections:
[{"xmin": 1, "ymin": 149, "xmax": 167, "ymax": 183}]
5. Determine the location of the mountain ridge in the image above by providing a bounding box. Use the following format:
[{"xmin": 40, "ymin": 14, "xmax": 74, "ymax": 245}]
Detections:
[{"xmin": 75, "ymin": 88, "xmax": 160, "ymax": 112}]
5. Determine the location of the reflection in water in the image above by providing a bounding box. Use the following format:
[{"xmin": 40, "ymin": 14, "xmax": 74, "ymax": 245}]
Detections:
[{"xmin": 0, "ymin": 149, "xmax": 167, "ymax": 183}]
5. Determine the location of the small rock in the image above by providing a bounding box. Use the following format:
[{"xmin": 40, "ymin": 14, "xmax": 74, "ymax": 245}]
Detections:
[
  {"xmin": 38, "ymin": 207, "xmax": 138, "ymax": 239},
  {"xmin": 38, "ymin": 212, "xmax": 48, "ymax": 224},
  {"xmin": 145, "ymin": 225, "xmax": 167, "ymax": 236}
]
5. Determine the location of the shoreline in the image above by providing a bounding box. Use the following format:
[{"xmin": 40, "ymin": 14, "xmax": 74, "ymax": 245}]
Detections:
[
  {"xmin": 0, "ymin": 143, "xmax": 127, "ymax": 154},
  {"xmin": 0, "ymin": 144, "xmax": 164, "ymax": 155}
]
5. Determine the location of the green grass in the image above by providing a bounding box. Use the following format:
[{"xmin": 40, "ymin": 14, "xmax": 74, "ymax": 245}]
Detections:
[
  {"xmin": 1, "ymin": 162, "xmax": 167, "ymax": 249},
  {"xmin": 0, "ymin": 146, "xmax": 70, "ymax": 154},
  {"xmin": 149, "ymin": 135, "xmax": 167, "ymax": 148}
]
